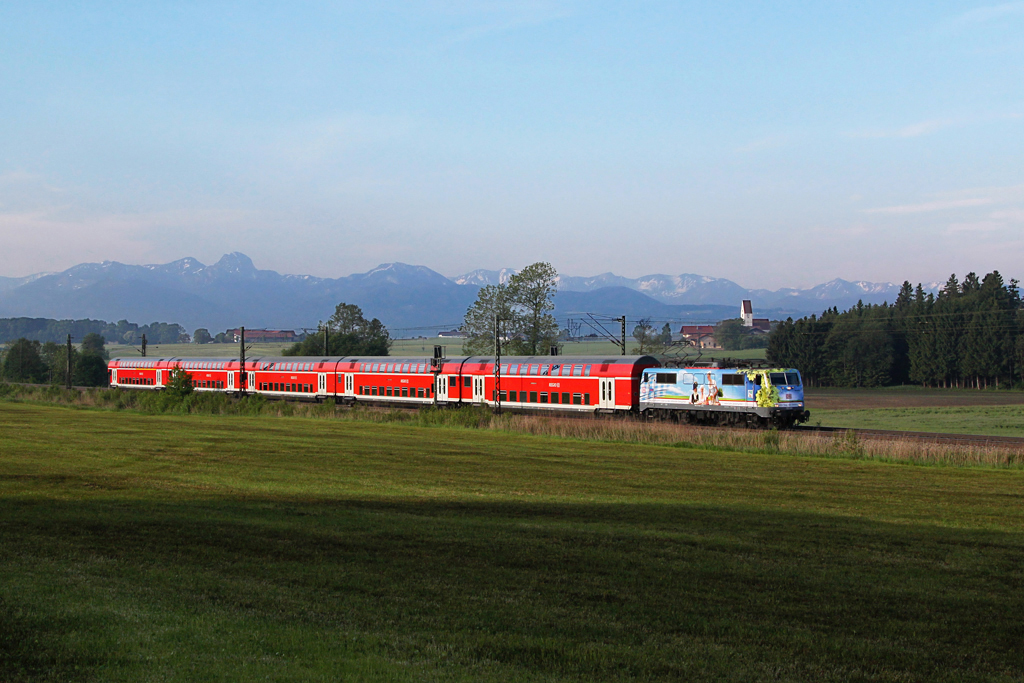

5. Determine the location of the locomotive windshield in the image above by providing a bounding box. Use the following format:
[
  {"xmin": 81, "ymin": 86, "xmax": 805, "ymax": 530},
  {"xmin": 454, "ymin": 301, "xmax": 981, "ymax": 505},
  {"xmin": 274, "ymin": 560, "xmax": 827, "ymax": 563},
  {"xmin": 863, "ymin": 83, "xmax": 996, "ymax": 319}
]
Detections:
[{"xmin": 770, "ymin": 372, "xmax": 802, "ymax": 386}]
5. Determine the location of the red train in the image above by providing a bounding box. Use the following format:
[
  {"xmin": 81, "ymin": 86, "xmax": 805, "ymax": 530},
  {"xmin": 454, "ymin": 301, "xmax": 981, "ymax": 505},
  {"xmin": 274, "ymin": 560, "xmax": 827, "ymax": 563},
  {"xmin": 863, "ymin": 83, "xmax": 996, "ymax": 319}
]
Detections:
[{"xmin": 107, "ymin": 355, "xmax": 660, "ymax": 413}]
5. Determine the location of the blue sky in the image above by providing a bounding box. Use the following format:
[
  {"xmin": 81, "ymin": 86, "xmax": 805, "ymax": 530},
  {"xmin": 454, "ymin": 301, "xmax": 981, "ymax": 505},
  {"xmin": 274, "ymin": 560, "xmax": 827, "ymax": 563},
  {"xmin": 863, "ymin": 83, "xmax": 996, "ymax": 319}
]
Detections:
[{"xmin": 1, "ymin": 1, "xmax": 1022, "ymax": 289}]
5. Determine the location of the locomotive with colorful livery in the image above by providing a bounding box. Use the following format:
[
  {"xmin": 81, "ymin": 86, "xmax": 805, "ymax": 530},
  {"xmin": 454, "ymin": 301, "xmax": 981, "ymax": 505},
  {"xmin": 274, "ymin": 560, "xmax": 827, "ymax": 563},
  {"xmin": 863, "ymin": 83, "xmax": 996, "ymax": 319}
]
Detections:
[{"xmin": 640, "ymin": 366, "xmax": 808, "ymax": 428}]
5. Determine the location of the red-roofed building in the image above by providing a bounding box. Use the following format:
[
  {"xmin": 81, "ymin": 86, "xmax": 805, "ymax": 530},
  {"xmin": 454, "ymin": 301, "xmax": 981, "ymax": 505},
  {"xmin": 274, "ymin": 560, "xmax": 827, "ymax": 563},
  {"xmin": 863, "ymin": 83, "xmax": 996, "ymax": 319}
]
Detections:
[{"xmin": 679, "ymin": 324, "xmax": 721, "ymax": 349}]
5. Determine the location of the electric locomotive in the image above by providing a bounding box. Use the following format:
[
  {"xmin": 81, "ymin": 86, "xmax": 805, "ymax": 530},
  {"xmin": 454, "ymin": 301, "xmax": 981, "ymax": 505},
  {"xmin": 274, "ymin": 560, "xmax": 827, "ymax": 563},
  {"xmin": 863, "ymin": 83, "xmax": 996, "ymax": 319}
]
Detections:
[{"xmin": 640, "ymin": 364, "xmax": 810, "ymax": 428}]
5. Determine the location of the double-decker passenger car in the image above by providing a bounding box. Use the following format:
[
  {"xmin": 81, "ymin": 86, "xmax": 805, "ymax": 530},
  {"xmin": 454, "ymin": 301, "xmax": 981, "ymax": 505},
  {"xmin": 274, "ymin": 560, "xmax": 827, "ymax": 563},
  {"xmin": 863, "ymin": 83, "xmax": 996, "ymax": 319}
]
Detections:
[
  {"xmin": 108, "ymin": 355, "xmax": 660, "ymax": 414},
  {"xmin": 639, "ymin": 365, "xmax": 809, "ymax": 428}
]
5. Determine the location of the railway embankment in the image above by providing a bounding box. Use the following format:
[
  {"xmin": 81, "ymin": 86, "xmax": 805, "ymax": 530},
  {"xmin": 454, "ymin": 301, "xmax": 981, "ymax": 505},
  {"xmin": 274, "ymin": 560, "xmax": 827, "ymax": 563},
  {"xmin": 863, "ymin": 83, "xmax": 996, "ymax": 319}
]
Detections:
[{"xmin": 2, "ymin": 381, "xmax": 1023, "ymax": 469}]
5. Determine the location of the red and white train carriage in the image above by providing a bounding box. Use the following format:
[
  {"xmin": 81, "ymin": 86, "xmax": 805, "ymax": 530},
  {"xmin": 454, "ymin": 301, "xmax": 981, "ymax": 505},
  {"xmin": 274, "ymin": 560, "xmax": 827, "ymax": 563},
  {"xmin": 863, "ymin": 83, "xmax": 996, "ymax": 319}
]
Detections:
[{"xmin": 108, "ymin": 355, "xmax": 659, "ymax": 413}]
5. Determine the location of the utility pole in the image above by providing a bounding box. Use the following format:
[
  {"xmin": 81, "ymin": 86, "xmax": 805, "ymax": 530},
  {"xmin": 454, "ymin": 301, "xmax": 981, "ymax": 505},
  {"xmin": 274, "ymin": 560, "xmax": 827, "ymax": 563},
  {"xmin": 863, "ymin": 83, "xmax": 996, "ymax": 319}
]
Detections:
[
  {"xmin": 141, "ymin": 334, "xmax": 147, "ymax": 357},
  {"xmin": 619, "ymin": 316, "xmax": 626, "ymax": 356},
  {"xmin": 494, "ymin": 311, "xmax": 501, "ymax": 415},
  {"xmin": 65, "ymin": 334, "xmax": 73, "ymax": 389},
  {"xmin": 239, "ymin": 327, "xmax": 247, "ymax": 396},
  {"xmin": 323, "ymin": 323, "xmax": 329, "ymax": 356}
]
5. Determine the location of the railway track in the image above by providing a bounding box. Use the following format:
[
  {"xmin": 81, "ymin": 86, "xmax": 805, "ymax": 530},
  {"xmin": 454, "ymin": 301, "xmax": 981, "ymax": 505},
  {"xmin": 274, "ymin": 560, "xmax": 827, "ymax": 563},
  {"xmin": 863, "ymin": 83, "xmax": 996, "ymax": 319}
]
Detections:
[{"xmin": 7, "ymin": 382, "xmax": 1024, "ymax": 449}]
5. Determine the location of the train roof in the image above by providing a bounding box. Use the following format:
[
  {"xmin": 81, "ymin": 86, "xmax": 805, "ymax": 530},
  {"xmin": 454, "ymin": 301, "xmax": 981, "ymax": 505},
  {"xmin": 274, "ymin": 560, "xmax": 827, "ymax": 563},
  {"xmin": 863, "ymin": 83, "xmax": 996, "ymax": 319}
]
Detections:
[{"xmin": 110, "ymin": 354, "xmax": 662, "ymax": 371}]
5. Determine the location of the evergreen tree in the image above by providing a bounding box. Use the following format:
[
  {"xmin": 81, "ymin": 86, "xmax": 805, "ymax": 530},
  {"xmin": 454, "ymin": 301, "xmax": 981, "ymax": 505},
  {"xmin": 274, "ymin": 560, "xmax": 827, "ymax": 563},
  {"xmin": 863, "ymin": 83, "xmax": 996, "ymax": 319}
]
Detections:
[
  {"xmin": 1, "ymin": 338, "xmax": 48, "ymax": 383},
  {"xmin": 766, "ymin": 271, "xmax": 1021, "ymax": 388}
]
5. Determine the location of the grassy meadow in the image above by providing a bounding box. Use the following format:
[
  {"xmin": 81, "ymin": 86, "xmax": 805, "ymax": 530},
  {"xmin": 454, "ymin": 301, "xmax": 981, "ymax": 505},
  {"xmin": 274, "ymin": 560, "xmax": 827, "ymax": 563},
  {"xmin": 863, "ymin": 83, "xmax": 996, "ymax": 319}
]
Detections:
[
  {"xmin": 813, "ymin": 405, "xmax": 1024, "ymax": 437},
  {"xmin": 806, "ymin": 387, "xmax": 1024, "ymax": 436},
  {"xmin": 1, "ymin": 400, "xmax": 1024, "ymax": 681}
]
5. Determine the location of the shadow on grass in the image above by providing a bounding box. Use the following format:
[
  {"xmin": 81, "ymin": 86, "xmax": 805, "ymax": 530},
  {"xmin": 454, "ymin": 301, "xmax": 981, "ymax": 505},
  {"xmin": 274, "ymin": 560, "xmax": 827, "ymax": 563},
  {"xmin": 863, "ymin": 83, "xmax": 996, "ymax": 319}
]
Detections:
[{"xmin": 1, "ymin": 497, "xmax": 1023, "ymax": 682}]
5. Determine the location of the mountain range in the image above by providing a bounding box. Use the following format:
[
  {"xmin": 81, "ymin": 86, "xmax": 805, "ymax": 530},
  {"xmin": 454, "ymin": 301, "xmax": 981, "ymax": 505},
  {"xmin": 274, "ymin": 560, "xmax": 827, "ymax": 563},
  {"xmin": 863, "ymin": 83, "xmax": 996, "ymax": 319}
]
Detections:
[{"xmin": 0, "ymin": 253, "xmax": 932, "ymax": 334}]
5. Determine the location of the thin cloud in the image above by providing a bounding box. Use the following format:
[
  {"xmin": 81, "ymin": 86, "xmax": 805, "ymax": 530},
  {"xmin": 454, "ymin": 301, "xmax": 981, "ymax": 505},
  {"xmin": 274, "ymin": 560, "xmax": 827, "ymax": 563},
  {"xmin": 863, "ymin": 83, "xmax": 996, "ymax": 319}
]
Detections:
[
  {"xmin": 735, "ymin": 136, "xmax": 787, "ymax": 153},
  {"xmin": 846, "ymin": 112, "xmax": 1021, "ymax": 140},
  {"xmin": 429, "ymin": 0, "xmax": 575, "ymax": 50},
  {"xmin": 864, "ymin": 198, "xmax": 992, "ymax": 215},
  {"xmin": 848, "ymin": 118, "xmax": 956, "ymax": 139},
  {"xmin": 947, "ymin": 220, "xmax": 1005, "ymax": 233},
  {"xmin": 950, "ymin": 1, "xmax": 1024, "ymax": 25}
]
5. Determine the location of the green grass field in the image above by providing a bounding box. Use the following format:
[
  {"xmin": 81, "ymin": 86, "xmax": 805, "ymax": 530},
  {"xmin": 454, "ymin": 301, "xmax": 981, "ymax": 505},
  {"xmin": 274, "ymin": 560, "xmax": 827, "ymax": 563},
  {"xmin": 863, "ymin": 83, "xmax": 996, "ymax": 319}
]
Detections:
[
  {"xmin": 814, "ymin": 405, "xmax": 1024, "ymax": 437},
  {"xmin": 1, "ymin": 402, "xmax": 1023, "ymax": 681}
]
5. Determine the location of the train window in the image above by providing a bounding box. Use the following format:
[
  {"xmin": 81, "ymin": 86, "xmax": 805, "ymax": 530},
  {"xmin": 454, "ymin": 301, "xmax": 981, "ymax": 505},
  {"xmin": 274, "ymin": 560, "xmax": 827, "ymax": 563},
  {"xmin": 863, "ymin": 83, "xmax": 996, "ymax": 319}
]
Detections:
[
  {"xmin": 540, "ymin": 364, "xmax": 549, "ymax": 376},
  {"xmin": 562, "ymin": 392, "xmax": 570, "ymax": 404},
  {"xmin": 721, "ymin": 374, "xmax": 743, "ymax": 386},
  {"xmin": 770, "ymin": 373, "xmax": 790, "ymax": 386},
  {"xmin": 401, "ymin": 388, "xmax": 408, "ymax": 397},
  {"xmin": 272, "ymin": 383, "xmax": 278, "ymax": 391},
  {"xmin": 655, "ymin": 373, "xmax": 677, "ymax": 384},
  {"xmin": 559, "ymin": 365, "xmax": 570, "ymax": 376},
  {"xmin": 529, "ymin": 391, "xmax": 538, "ymax": 403},
  {"xmin": 540, "ymin": 392, "xmax": 548, "ymax": 403},
  {"xmin": 584, "ymin": 393, "xmax": 591, "ymax": 405},
  {"xmin": 464, "ymin": 376, "xmax": 472, "ymax": 388},
  {"xmin": 785, "ymin": 372, "xmax": 801, "ymax": 386},
  {"xmin": 551, "ymin": 392, "xmax": 559, "ymax": 404},
  {"xmin": 572, "ymin": 393, "xmax": 582, "ymax": 405},
  {"xmin": 584, "ymin": 365, "xmax": 592, "ymax": 376},
  {"xmin": 509, "ymin": 391, "xmax": 517, "ymax": 401},
  {"xmin": 573, "ymin": 365, "xmax": 583, "ymax": 376},
  {"xmin": 508, "ymin": 364, "xmax": 518, "ymax": 374},
  {"xmin": 385, "ymin": 387, "xmax": 392, "ymax": 397},
  {"xmin": 417, "ymin": 388, "xmax": 424, "ymax": 398},
  {"xmin": 527, "ymin": 364, "xmax": 537, "ymax": 375}
]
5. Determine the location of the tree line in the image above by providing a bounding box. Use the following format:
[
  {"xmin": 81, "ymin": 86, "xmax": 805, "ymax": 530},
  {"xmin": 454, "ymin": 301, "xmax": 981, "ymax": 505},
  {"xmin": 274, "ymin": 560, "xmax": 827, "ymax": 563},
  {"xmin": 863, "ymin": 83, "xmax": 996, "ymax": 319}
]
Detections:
[
  {"xmin": 1, "ymin": 333, "xmax": 109, "ymax": 386},
  {"xmin": 0, "ymin": 317, "xmax": 186, "ymax": 345},
  {"xmin": 767, "ymin": 271, "xmax": 1023, "ymax": 388},
  {"xmin": 283, "ymin": 303, "xmax": 391, "ymax": 356}
]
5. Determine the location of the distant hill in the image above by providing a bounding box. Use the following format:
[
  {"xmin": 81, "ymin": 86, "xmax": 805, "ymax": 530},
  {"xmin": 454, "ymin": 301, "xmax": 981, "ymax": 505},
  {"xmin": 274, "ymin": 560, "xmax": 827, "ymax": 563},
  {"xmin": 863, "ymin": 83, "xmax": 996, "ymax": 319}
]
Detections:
[
  {"xmin": 455, "ymin": 268, "xmax": 939, "ymax": 312},
  {"xmin": 0, "ymin": 254, "xmax": 479, "ymax": 333},
  {"xmin": 0, "ymin": 253, "xmax": 937, "ymax": 335}
]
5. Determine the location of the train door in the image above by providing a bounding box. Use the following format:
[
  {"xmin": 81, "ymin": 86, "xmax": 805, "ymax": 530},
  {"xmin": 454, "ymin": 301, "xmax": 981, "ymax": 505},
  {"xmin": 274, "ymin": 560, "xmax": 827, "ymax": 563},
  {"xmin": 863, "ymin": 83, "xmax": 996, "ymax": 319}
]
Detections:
[
  {"xmin": 247, "ymin": 372, "xmax": 256, "ymax": 392},
  {"xmin": 345, "ymin": 374, "xmax": 354, "ymax": 396},
  {"xmin": 436, "ymin": 374, "xmax": 449, "ymax": 401},
  {"xmin": 318, "ymin": 373, "xmax": 327, "ymax": 395},
  {"xmin": 227, "ymin": 372, "xmax": 233, "ymax": 390},
  {"xmin": 599, "ymin": 378, "xmax": 615, "ymax": 409},
  {"xmin": 472, "ymin": 376, "xmax": 485, "ymax": 404},
  {"xmin": 111, "ymin": 369, "xmax": 117, "ymax": 385},
  {"xmin": 156, "ymin": 370, "xmax": 163, "ymax": 388}
]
